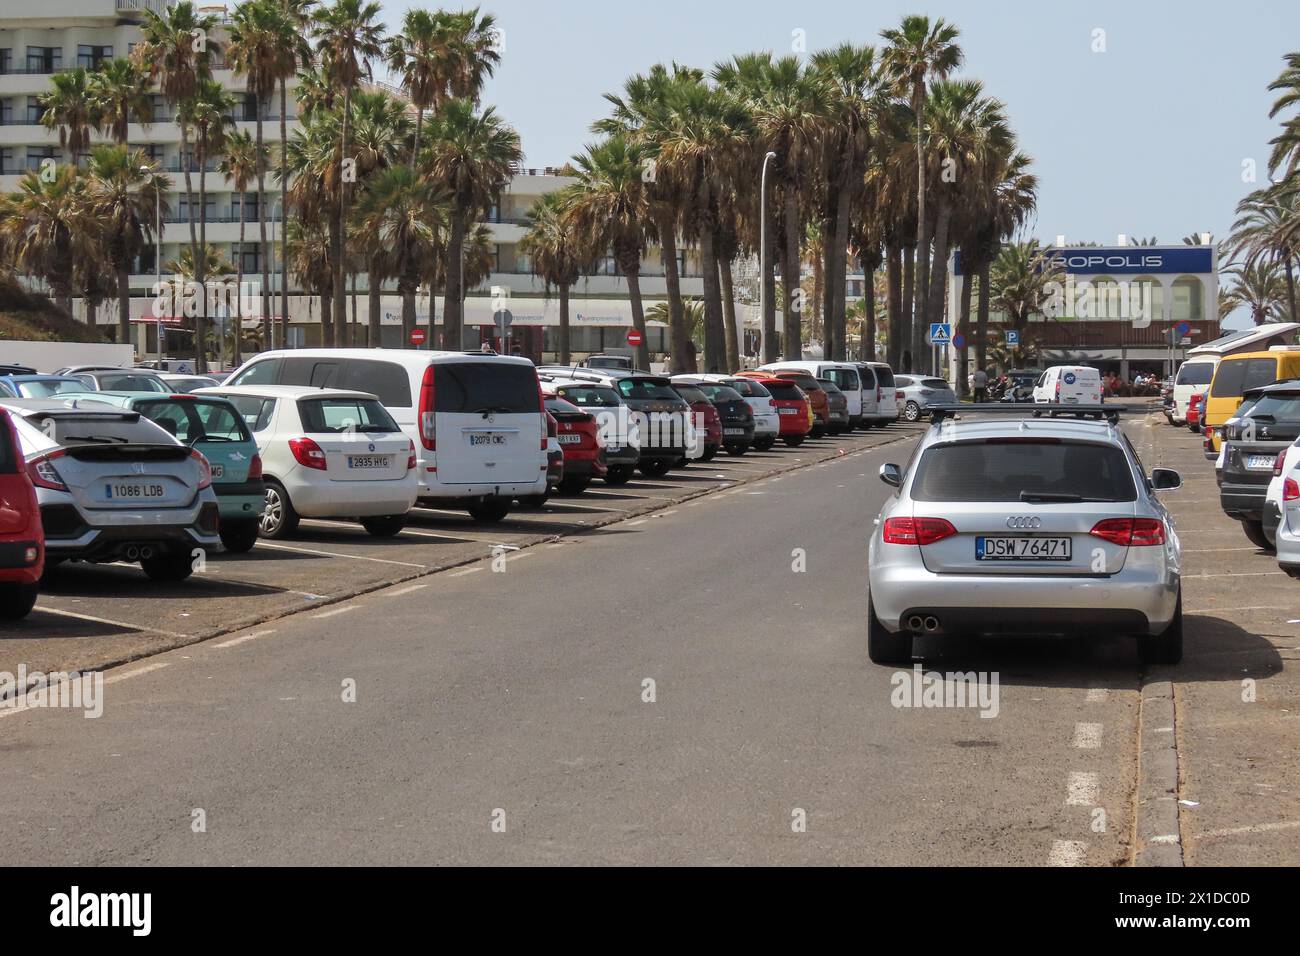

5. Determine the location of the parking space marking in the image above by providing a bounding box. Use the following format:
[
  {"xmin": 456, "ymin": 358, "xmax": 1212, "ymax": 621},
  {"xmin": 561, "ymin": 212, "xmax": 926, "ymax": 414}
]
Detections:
[
  {"xmin": 450, "ymin": 566, "xmax": 483, "ymax": 577},
  {"xmin": 313, "ymin": 605, "xmax": 360, "ymax": 620},
  {"xmin": 624, "ymin": 519, "xmax": 649, "ymax": 527},
  {"xmin": 386, "ymin": 584, "xmax": 427, "ymax": 597},
  {"xmin": 1047, "ymin": 840, "xmax": 1087, "ymax": 866},
  {"xmin": 1186, "ymin": 605, "xmax": 1288, "ymax": 614},
  {"xmin": 580, "ymin": 490, "xmax": 677, "ymax": 501},
  {"xmin": 1183, "ymin": 571, "xmax": 1286, "ymax": 579},
  {"xmin": 1066, "ymin": 771, "xmax": 1100, "ymax": 806},
  {"xmin": 213, "ymin": 630, "xmax": 276, "ymax": 649},
  {"xmin": 256, "ymin": 542, "xmax": 427, "ymax": 568},
  {"xmin": 1196, "ymin": 820, "xmax": 1300, "ymax": 841},
  {"xmin": 32, "ymin": 606, "xmax": 191, "ymax": 640},
  {"xmin": 1085, "ymin": 688, "xmax": 1108, "ymax": 702},
  {"xmin": 1072, "ymin": 723, "xmax": 1103, "ymax": 749},
  {"xmin": 104, "ymin": 661, "xmax": 170, "ymax": 685}
]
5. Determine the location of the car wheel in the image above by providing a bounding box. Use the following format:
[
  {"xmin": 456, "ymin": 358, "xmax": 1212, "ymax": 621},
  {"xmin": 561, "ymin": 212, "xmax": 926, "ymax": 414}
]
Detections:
[
  {"xmin": 867, "ymin": 591, "xmax": 912, "ymax": 664},
  {"xmin": 753, "ymin": 438, "xmax": 775, "ymax": 451},
  {"xmin": 467, "ymin": 500, "xmax": 510, "ymax": 523},
  {"xmin": 1139, "ymin": 592, "xmax": 1183, "ymax": 666},
  {"xmin": 0, "ymin": 582, "xmax": 39, "ymax": 621},
  {"xmin": 140, "ymin": 553, "xmax": 195, "ymax": 583},
  {"xmin": 218, "ymin": 517, "xmax": 260, "ymax": 553},
  {"xmin": 604, "ymin": 465, "xmax": 633, "ymax": 485},
  {"xmin": 1240, "ymin": 519, "xmax": 1275, "ymax": 553},
  {"xmin": 558, "ymin": 477, "xmax": 590, "ymax": 495},
  {"xmin": 700, "ymin": 446, "xmax": 718, "ymax": 462},
  {"xmin": 782, "ymin": 436, "xmax": 805, "ymax": 447},
  {"xmin": 259, "ymin": 480, "xmax": 300, "ymax": 539},
  {"xmin": 809, "ymin": 426, "xmax": 825, "ymax": 439},
  {"xmin": 904, "ymin": 401, "xmax": 921, "ymax": 422},
  {"xmin": 724, "ymin": 443, "xmax": 748, "ymax": 456},
  {"xmin": 361, "ymin": 515, "xmax": 406, "ymax": 537},
  {"xmin": 638, "ymin": 459, "xmax": 672, "ymax": 478}
]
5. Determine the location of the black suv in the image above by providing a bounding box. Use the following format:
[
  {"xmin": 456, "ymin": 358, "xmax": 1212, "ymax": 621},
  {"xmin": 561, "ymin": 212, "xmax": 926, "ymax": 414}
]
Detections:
[{"xmin": 1220, "ymin": 380, "xmax": 1300, "ymax": 550}]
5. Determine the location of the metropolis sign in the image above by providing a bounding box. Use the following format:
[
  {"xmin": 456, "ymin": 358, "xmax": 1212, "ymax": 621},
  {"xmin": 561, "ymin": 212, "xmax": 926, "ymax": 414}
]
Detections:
[{"xmin": 953, "ymin": 246, "xmax": 1213, "ymax": 276}]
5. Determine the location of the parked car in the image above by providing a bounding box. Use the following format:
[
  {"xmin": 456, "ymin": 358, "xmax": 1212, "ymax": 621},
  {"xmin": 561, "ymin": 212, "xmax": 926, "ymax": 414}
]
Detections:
[
  {"xmin": 520, "ymin": 413, "xmax": 564, "ymax": 509},
  {"xmin": 996, "ymin": 369, "xmax": 1040, "ymax": 403},
  {"xmin": 61, "ymin": 368, "xmax": 170, "ymax": 394},
  {"xmin": 0, "ymin": 399, "xmax": 221, "ymax": 581},
  {"xmin": 895, "ymin": 374, "xmax": 957, "ymax": 422},
  {"xmin": 758, "ymin": 361, "xmax": 866, "ymax": 428},
  {"xmin": 1186, "ymin": 393, "xmax": 1206, "ymax": 433},
  {"xmin": 222, "ymin": 349, "xmax": 548, "ymax": 523},
  {"xmin": 0, "ymin": 364, "xmax": 37, "ymax": 377},
  {"xmin": 0, "ymin": 375, "xmax": 88, "ymax": 399},
  {"xmin": 687, "ymin": 380, "xmax": 756, "ymax": 454},
  {"xmin": 818, "ymin": 378, "xmax": 851, "ymax": 433},
  {"xmin": 1263, "ymin": 439, "xmax": 1300, "ymax": 555},
  {"xmin": 1171, "ymin": 356, "xmax": 1218, "ymax": 425},
  {"xmin": 751, "ymin": 376, "xmax": 812, "ymax": 446},
  {"xmin": 1032, "ymin": 366, "xmax": 1103, "ymax": 405},
  {"xmin": 859, "ymin": 362, "xmax": 899, "ymax": 424},
  {"xmin": 543, "ymin": 394, "xmax": 607, "ymax": 494},
  {"xmin": 159, "ymin": 373, "xmax": 221, "ymax": 394},
  {"xmin": 868, "ymin": 405, "xmax": 1183, "ymax": 665},
  {"xmin": 195, "ymin": 385, "xmax": 418, "ymax": 539},
  {"xmin": 1204, "ymin": 347, "xmax": 1300, "ymax": 452},
  {"xmin": 741, "ymin": 370, "xmax": 829, "ymax": 438},
  {"xmin": 1219, "ymin": 381, "xmax": 1300, "ymax": 551},
  {"xmin": 691, "ymin": 374, "xmax": 778, "ymax": 450},
  {"xmin": 1274, "ymin": 444, "xmax": 1300, "ymax": 579},
  {"xmin": 670, "ymin": 381, "xmax": 723, "ymax": 461},
  {"xmin": 69, "ymin": 392, "xmax": 265, "ymax": 553},
  {"xmin": 539, "ymin": 376, "xmax": 640, "ymax": 484},
  {"xmin": 0, "ymin": 408, "xmax": 43, "ymax": 619}
]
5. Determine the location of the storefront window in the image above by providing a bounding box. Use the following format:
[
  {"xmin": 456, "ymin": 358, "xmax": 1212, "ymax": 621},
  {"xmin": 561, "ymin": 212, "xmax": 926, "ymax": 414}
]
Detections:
[{"xmin": 1171, "ymin": 276, "xmax": 1203, "ymax": 322}]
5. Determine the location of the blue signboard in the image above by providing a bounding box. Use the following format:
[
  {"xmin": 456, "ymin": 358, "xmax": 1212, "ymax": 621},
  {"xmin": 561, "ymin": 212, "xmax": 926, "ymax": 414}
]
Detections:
[
  {"xmin": 953, "ymin": 246, "xmax": 1213, "ymax": 276},
  {"xmin": 928, "ymin": 323, "xmax": 951, "ymax": 345},
  {"xmin": 1005, "ymin": 330, "xmax": 1020, "ymax": 346}
]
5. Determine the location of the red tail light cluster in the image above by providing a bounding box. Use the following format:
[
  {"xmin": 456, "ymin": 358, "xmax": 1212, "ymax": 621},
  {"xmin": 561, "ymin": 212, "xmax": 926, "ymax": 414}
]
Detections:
[
  {"xmin": 882, "ymin": 516, "xmax": 958, "ymax": 545},
  {"xmin": 418, "ymin": 366, "xmax": 436, "ymax": 451},
  {"xmin": 248, "ymin": 454, "xmax": 263, "ymax": 480},
  {"xmin": 538, "ymin": 381, "xmax": 548, "ymax": 451},
  {"xmin": 1274, "ymin": 455, "xmax": 1287, "ymax": 478},
  {"xmin": 190, "ymin": 448, "xmax": 213, "ymax": 489},
  {"xmin": 407, "ymin": 440, "xmax": 417, "ymax": 471},
  {"xmin": 1285, "ymin": 477, "xmax": 1299, "ymax": 502},
  {"xmin": 27, "ymin": 449, "xmax": 68, "ymax": 491},
  {"xmin": 1089, "ymin": 518, "xmax": 1165, "ymax": 546},
  {"xmin": 289, "ymin": 437, "xmax": 328, "ymax": 471}
]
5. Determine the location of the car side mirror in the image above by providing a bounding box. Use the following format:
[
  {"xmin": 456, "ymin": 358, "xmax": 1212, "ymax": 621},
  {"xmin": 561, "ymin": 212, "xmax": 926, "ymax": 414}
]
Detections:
[
  {"xmin": 879, "ymin": 463, "xmax": 902, "ymax": 488},
  {"xmin": 1151, "ymin": 468, "xmax": 1182, "ymax": 492}
]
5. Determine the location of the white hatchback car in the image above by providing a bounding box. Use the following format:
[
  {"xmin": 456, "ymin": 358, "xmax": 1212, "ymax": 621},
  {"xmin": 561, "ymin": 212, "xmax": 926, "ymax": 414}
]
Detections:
[
  {"xmin": 1268, "ymin": 440, "xmax": 1300, "ymax": 576},
  {"xmin": 196, "ymin": 386, "xmax": 418, "ymax": 538}
]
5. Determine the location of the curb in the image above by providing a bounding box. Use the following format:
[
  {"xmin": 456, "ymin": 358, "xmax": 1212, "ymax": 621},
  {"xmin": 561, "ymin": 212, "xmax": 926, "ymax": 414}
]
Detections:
[{"xmin": 1133, "ymin": 679, "xmax": 1183, "ymax": 866}]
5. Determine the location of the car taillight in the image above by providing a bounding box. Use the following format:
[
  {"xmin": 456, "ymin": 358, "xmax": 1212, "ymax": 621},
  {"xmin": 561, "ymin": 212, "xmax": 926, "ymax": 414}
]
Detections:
[
  {"xmin": 1054, "ymin": 380, "xmax": 1061, "ymax": 400},
  {"xmin": 877, "ymin": 387, "xmax": 883, "ymax": 402},
  {"xmin": 539, "ymin": 381, "xmax": 548, "ymax": 450},
  {"xmin": 1275, "ymin": 455, "xmax": 1287, "ymax": 478},
  {"xmin": 289, "ymin": 437, "xmax": 328, "ymax": 471},
  {"xmin": 882, "ymin": 516, "xmax": 958, "ymax": 545},
  {"xmin": 26, "ymin": 449, "xmax": 68, "ymax": 491},
  {"xmin": 248, "ymin": 454, "xmax": 263, "ymax": 480},
  {"xmin": 1089, "ymin": 518, "xmax": 1165, "ymax": 546},
  {"xmin": 407, "ymin": 439, "xmax": 416, "ymax": 470},
  {"xmin": 1285, "ymin": 477, "xmax": 1299, "ymax": 502},
  {"xmin": 190, "ymin": 448, "xmax": 212, "ymax": 489},
  {"xmin": 418, "ymin": 365, "xmax": 436, "ymax": 451}
]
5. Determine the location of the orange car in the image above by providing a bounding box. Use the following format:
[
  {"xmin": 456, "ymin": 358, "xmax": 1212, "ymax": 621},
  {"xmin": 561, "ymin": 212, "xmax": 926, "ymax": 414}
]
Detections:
[
  {"xmin": 738, "ymin": 370, "xmax": 829, "ymax": 438},
  {"xmin": 745, "ymin": 376, "xmax": 813, "ymax": 446}
]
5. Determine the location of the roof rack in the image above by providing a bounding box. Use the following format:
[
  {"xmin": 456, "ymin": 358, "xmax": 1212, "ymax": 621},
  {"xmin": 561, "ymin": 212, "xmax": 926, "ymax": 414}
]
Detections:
[{"xmin": 927, "ymin": 403, "xmax": 1127, "ymax": 425}]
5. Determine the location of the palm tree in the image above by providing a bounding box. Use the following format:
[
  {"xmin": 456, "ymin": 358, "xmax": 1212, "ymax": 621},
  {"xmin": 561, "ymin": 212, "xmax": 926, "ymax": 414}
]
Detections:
[
  {"xmin": 286, "ymin": 109, "xmax": 342, "ymax": 343},
  {"xmin": 1228, "ymin": 185, "xmax": 1298, "ymax": 320},
  {"xmin": 989, "ymin": 240, "xmax": 1064, "ymax": 342},
  {"xmin": 1267, "ymin": 52, "xmax": 1300, "ymax": 182},
  {"xmin": 423, "ymin": 99, "xmax": 522, "ymax": 351},
  {"xmin": 84, "ymin": 145, "xmax": 169, "ymax": 345},
  {"xmin": 218, "ymin": 130, "xmax": 266, "ymax": 366},
  {"xmin": 520, "ymin": 191, "xmax": 584, "ymax": 364},
  {"xmin": 0, "ymin": 166, "xmax": 89, "ymax": 315},
  {"xmin": 275, "ymin": 0, "xmax": 316, "ymax": 346},
  {"xmin": 39, "ymin": 68, "xmax": 97, "ymax": 165},
  {"xmin": 564, "ymin": 135, "xmax": 653, "ymax": 369},
  {"xmin": 88, "ymin": 58, "xmax": 153, "ymax": 146},
  {"xmin": 880, "ymin": 15, "xmax": 963, "ymax": 370},
  {"xmin": 1224, "ymin": 260, "xmax": 1289, "ymax": 325},
  {"xmin": 312, "ymin": 0, "xmax": 385, "ymax": 348},
  {"xmin": 285, "ymin": 216, "xmax": 334, "ymax": 344}
]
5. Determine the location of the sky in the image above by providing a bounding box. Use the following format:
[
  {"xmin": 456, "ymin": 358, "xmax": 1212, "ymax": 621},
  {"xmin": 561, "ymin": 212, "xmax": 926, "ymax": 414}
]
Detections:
[{"xmin": 378, "ymin": 0, "xmax": 1300, "ymax": 321}]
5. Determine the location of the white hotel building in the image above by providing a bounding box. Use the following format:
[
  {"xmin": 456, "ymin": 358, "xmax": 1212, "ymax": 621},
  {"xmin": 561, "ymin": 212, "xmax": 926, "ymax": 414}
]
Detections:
[{"xmin": 1, "ymin": 0, "xmax": 706, "ymax": 362}]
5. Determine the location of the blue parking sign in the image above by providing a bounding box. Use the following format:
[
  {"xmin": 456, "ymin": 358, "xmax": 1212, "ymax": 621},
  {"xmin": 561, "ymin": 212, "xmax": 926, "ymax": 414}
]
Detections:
[{"xmin": 1005, "ymin": 330, "xmax": 1020, "ymax": 346}]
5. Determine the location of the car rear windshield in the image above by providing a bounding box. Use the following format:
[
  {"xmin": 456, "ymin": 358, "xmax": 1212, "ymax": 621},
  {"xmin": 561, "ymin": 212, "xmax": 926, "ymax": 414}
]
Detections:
[
  {"xmin": 226, "ymin": 396, "xmax": 277, "ymax": 432},
  {"xmin": 617, "ymin": 378, "xmax": 679, "ymax": 401},
  {"xmin": 435, "ymin": 362, "xmax": 539, "ymax": 414},
  {"xmin": 544, "ymin": 397, "xmax": 583, "ymax": 416},
  {"xmin": 921, "ymin": 378, "xmax": 950, "ymax": 389},
  {"xmin": 299, "ymin": 398, "xmax": 401, "ymax": 433},
  {"xmin": 1175, "ymin": 361, "xmax": 1215, "ymax": 386},
  {"xmin": 780, "ymin": 373, "xmax": 821, "ymax": 391},
  {"xmin": 817, "ymin": 379, "xmax": 843, "ymax": 394},
  {"xmin": 1211, "ymin": 358, "xmax": 1279, "ymax": 398},
  {"xmin": 824, "ymin": 368, "xmax": 860, "ymax": 391},
  {"xmin": 16, "ymin": 379, "xmax": 83, "ymax": 398},
  {"xmin": 555, "ymin": 385, "xmax": 621, "ymax": 407},
  {"xmin": 766, "ymin": 382, "xmax": 803, "ymax": 401},
  {"xmin": 97, "ymin": 373, "xmax": 167, "ymax": 392},
  {"xmin": 1246, "ymin": 393, "xmax": 1300, "ymax": 421},
  {"xmin": 871, "ymin": 366, "xmax": 895, "ymax": 387},
  {"xmin": 134, "ymin": 400, "xmax": 251, "ymax": 444},
  {"xmin": 726, "ymin": 379, "xmax": 769, "ymax": 398},
  {"xmin": 278, "ymin": 357, "xmax": 413, "ymax": 408},
  {"xmin": 697, "ymin": 384, "xmax": 744, "ymax": 403},
  {"xmin": 911, "ymin": 440, "xmax": 1137, "ymax": 502},
  {"xmin": 672, "ymin": 384, "xmax": 709, "ymax": 404},
  {"xmin": 24, "ymin": 413, "xmax": 176, "ymax": 447},
  {"xmin": 0, "ymin": 413, "xmax": 15, "ymax": 473}
]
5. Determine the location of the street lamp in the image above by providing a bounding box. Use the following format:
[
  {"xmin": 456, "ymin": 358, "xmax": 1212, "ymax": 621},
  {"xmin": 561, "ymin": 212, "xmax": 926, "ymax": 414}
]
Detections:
[
  {"xmin": 274, "ymin": 194, "xmax": 284, "ymax": 351},
  {"xmin": 758, "ymin": 150, "xmax": 777, "ymax": 364},
  {"xmin": 143, "ymin": 164, "xmax": 162, "ymax": 366}
]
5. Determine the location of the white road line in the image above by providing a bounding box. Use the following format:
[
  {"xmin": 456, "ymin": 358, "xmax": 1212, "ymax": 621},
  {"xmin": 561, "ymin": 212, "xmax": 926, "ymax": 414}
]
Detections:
[
  {"xmin": 1066, "ymin": 771, "xmax": 1100, "ymax": 806},
  {"xmin": 386, "ymin": 584, "xmax": 427, "ymax": 597},
  {"xmin": 450, "ymin": 566, "xmax": 482, "ymax": 577},
  {"xmin": 1085, "ymin": 688, "xmax": 1108, "ymax": 703},
  {"xmin": 32, "ymin": 606, "xmax": 190, "ymax": 640},
  {"xmin": 624, "ymin": 519, "xmax": 648, "ymax": 526},
  {"xmin": 1047, "ymin": 840, "xmax": 1087, "ymax": 866},
  {"xmin": 105, "ymin": 661, "xmax": 170, "ymax": 685},
  {"xmin": 313, "ymin": 605, "xmax": 360, "ymax": 619},
  {"xmin": 1183, "ymin": 548, "xmax": 1261, "ymax": 553},
  {"xmin": 1197, "ymin": 820, "xmax": 1300, "ymax": 840},
  {"xmin": 213, "ymin": 630, "xmax": 276, "ymax": 649},
  {"xmin": 1072, "ymin": 722, "xmax": 1103, "ymax": 749},
  {"xmin": 256, "ymin": 542, "xmax": 426, "ymax": 568},
  {"xmin": 580, "ymin": 491, "xmax": 677, "ymax": 501},
  {"xmin": 1186, "ymin": 605, "xmax": 1287, "ymax": 614},
  {"xmin": 1183, "ymin": 571, "xmax": 1286, "ymax": 579}
]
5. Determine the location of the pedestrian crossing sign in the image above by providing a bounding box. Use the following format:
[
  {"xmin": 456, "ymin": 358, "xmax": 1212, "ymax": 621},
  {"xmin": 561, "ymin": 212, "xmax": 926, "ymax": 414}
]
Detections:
[{"xmin": 928, "ymin": 323, "xmax": 951, "ymax": 345}]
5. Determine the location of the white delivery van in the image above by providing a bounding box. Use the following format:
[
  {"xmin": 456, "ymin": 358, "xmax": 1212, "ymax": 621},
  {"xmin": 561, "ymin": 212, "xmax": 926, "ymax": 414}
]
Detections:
[
  {"xmin": 757, "ymin": 361, "xmax": 873, "ymax": 428},
  {"xmin": 860, "ymin": 362, "xmax": 898, "ymax": 425},
  {"xmin": 1171, "ymin": 356, "xmax": 1218, "ymax": 425},
  {"xmin": 1032, "ymin": 366, "xmax": 1102, "ymax": 405},
  {"xmin": 223, "ymin": 349, "xmax": 547, "ymax": 522}
]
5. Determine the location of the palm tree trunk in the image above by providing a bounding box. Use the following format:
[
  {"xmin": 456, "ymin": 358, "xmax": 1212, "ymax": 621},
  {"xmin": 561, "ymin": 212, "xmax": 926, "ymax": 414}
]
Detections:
[
  {"xmin": 1286, "ymin": 257, "xmax": 1297, "ymax": 321},
  {"xmin": 762, "ymin": 224, "xmax": 778, "ymax": 364},
  {"xmin": 117, "ymin": 265, "xmax": 130, "ymax": 346},
  {"xmin": 401, "ymin": 283, "xmax": 416, "ymax": 346},
  {"xmin": 558, "ymin": 282, "xmax": 571, "ymax": 365},
  {"xmin": 658, "ymin": 213, "xmax": 689, "ymax": 374},
  {"xmin": 367, "ymin": 263, "xmax": 381, "ymax": 347},
  {"xmin": 820, "ymin": 197, "xmax": 835, "ymax": 359},
  {"xmin": 196, "ymin": 138, "xmax": 209, "ymax": 374},
  {"xmin": 410, "ymin": 107, "xmax": 422, "ymax": 170},
  {"xmin": 720, "ymin": 255, "xmax": 739, "ymax": 371},
  {"xmin": 181, "ymin": 123, "xmax": 199, "ymax": 368},
  {"xmin": 698, "ymin": 204, "xmax": 725, "ymax": 373},
  {"xmin": 902, "ymin": 244, "xmax": 915, "ymax": 371},
  {"xmin": 886, "ymin": 242, "xmax": 902, "ymax": 368},
  {"xmin": 925, "ymin": 202, "xmax": 952, "ymax": 375},
  {"xmin": 782, "ymin": 184, "xmax": 801, "ymax": 360},
  {"xmin": 957, "ymin": 258, "xmax": 974, "ymax": 397},
  {"xmin": 812, "ymin": 235, "xmax": 825, "ymax": 354},
  {"xmin": 976, "ymin": 261, "xmax": 991, "ymax": 374},
  {"xmin": 623, "ymin": 262, "xmax": 650, "ymax": 371},
  {"xmin": 255, "ymin": 108, "xmax": 271, "ymax": 351},
  {"xmin": 234, "ymin": 204, "xmax": 245, "ymax": 367},
  {"xmin": 334, "ymin": 87, "xmax": 352, "ymax": 349},
  {"xmin": 320, "ymin": 287, "xmax": 332, "ymax": 347},
  {"xmin": 913, "ymin": 82, "xmax": 930, "ymax": 356},
  {"xmin": 443, "ymin": 209, "xmax": 465, "ymax": 350},
  {"xmin": 863, "ymin": 262, "xmax": 877, "ymax": 362},
  {"xmin": 830, "ymin": 182, "xmax": 851, "ymax": 361},
  {"xmin": 280, "ymin": 79, "xmax": 290, "ymax": 351}
]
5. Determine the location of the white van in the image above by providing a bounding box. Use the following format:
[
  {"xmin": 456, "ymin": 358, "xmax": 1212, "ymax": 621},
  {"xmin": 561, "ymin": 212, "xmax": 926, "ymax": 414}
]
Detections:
[
  {"xmin": 223, "ymin": 349, "xmax": 547, "ymax": 522},
  {"xmin": 1171, "ymin": 356, "xmax": 1218, "ymax": 425},
  {"xmin": 757, "ymin": 361, "xmax": 873, "ymax": 428},
  {"xmin": 860, "ymin": 362, "xmax": 898, "ymax": 425},
  {"xmin": 1032, "ymin": 366, "xmax": 1102, "ymax": 405}
]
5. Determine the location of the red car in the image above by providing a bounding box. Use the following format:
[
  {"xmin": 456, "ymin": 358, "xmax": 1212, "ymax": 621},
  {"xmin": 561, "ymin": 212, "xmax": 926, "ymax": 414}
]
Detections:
[
  {"xmin": 544, "ymin": 395, "xmax": 606, "ymax": 494},
  {"xmin": 751, "ymin": 377, "xmax": 813, "ymax": 447},
  {"xmin": 1187, "ymin": 392, "xmax": 1205, "ymax": 433},
  {"xmin": 670, "ymin": 382, "xmax": 723, "ymax": 461},
  {"xmin": 0, "ymin": 408, "xmax": 43, "ymax": 620}
]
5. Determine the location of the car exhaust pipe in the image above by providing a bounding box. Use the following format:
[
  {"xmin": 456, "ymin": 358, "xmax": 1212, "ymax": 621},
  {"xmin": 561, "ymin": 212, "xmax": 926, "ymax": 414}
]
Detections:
[
  {"xmin": 907, "ymin": 615, "xmax": 925, "ymax": 633},
  {"xmin": 924, "ymin": 616, "xmax": 940, "ymax": 633},
  {"xmin": 138, "ymin": 545, "xmax": 154, "ymax": 561},
  {"xmin": 123, "ymin": 546, "xmax": 140, "ymax": 561}
]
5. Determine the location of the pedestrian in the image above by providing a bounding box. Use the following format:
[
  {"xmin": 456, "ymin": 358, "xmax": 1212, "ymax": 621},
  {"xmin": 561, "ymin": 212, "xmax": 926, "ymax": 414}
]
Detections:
[{"xmin": 972, "ymin": 366, "xmax": 988, "ymax": 403}]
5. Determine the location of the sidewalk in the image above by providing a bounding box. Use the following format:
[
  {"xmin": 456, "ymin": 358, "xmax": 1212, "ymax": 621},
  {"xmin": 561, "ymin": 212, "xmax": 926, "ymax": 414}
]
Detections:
[{"xmin": 1137, "ymin": 414, "xmax": 1300, "ymax": 865}]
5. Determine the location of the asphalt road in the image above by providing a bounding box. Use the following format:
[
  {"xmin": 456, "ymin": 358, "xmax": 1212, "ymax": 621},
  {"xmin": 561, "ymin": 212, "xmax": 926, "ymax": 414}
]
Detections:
[{"xmin": 0, "ymin": 426, "xmax": 1145, "ymax": 866}]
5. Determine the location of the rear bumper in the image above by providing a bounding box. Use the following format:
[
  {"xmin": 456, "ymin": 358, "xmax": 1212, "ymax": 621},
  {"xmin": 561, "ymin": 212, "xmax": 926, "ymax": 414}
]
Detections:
[
  {"xmin": 1220, "ymin": 483, "xmax": 1269, "ymax": 521},
  {"xmin": 0, "ymin": 540, "xmax": 42, "ymax": 584},
  {"xmin": 214, "ymin": 478, "xmax": 266, "ymax": 521},
  {"xmin": 721, "ymin": 422, "xmax": 756, "ymax": 443},
  {"xmin": 1264, "ymin": 499, "xmax": 1282, "ymax": 544},
  {"xmin": 285, "ymin": 475, "xmax": 418, "ymax": 517},
  {"xmin": 1277, "ymin": 508, "xmax": 1300, "ymax": 569}
]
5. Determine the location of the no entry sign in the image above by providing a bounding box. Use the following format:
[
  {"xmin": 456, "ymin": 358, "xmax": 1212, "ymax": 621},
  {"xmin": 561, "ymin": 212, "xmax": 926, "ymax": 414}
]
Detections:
[
  {"xmin": 626, "ymin": 328, "xmax": 644, "ymax": 347},
  {"xmin": 410, "ymin": 328, "xmax": 426, "ymax": 346}
]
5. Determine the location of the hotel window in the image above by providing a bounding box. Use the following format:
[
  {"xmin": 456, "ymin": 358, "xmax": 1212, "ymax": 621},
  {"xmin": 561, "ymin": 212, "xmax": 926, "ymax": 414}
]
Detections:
[
  {"xmin": 237, "ymin": 93, "xmax": 259, "ymax": 122},
  {"xmin": 26, "ymin": 46, "xmax": 62, "ymax": 73},
  {"xmin": 0, "ymin": 98, "xmax": 11, "ymax": 126},
  {"xmin": 27, "ymin": 97, "xmax": 46, "ymax": 124},
  {"xmin": 76, "ymin": 45, "xmax": 112, "ymax": 69},
  {"xmin": 1130, "ymin": 276, "xmax": 1164, "ymax": 326},
  {"xmin": 596, "ymin": 255, "xmax": 618, "ymax": 276},
  {"xmin": 234, "ymin": 243, "xmax": 261, "ymax": 274},
  {"xmin": 1170, "ymin": 276, "xmax": 1203, "ymax": 322},
  {"xmin": 141, "ymin": 144, "xmax": 165, "ymax": 166},
  {"xmin": 233, "ymin": 192, "xmax": 259, "ymax": 220},
  {"xmin": 25, "ymin": 146, "xmax": 56, "ymax": 171},
  {"xmin": 0, "ymin": 49, "xmax": 11, "ymax": 75},
  {"xmin": 148, "ymin": 94, "xmax": 169, "ymax": 122},
  {"xmin": 0, "ymin": 148, "xmax": 13, "ymax": 174}
]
